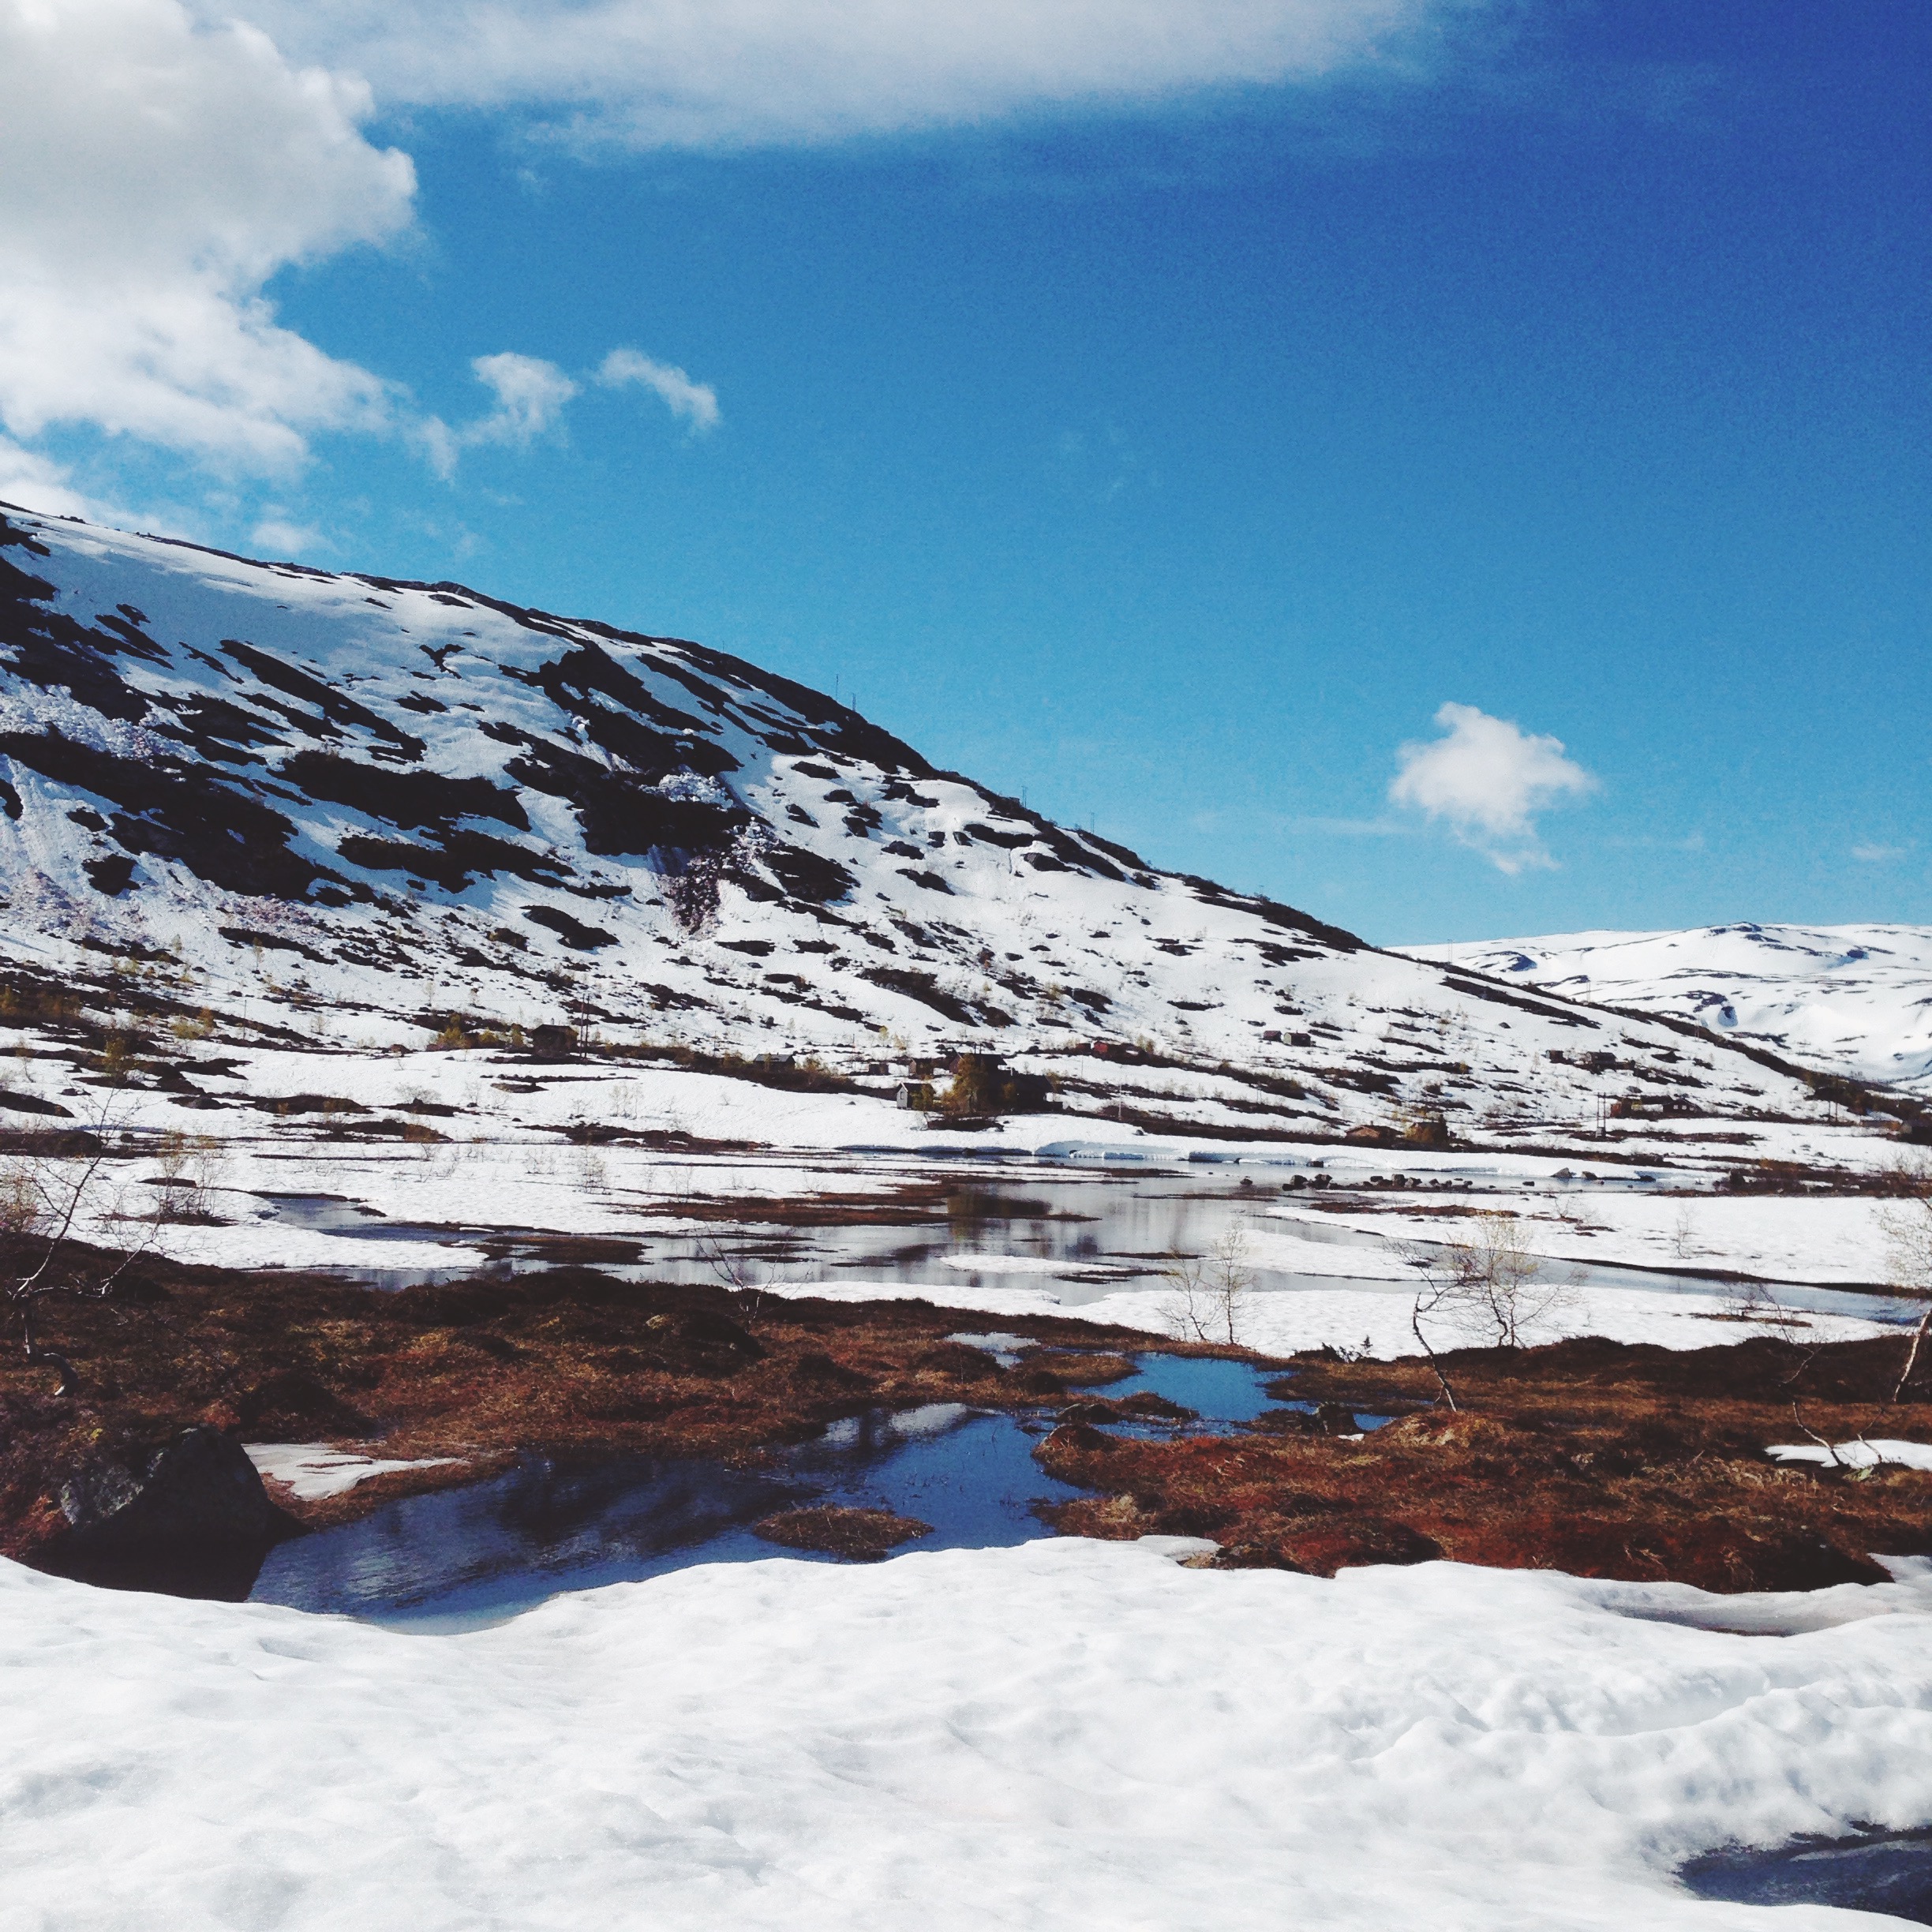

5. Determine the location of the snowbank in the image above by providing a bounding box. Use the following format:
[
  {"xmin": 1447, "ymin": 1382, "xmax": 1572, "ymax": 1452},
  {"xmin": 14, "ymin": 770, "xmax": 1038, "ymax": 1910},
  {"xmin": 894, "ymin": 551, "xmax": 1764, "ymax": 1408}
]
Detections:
[
  {"xmin": 6, "ymin": 1541, "xmax": 1932, "ymax": 1929},
  {"xmin": 771, "ymin": 1272, "xmax": 1899, "ymax": 1357},
  {"xmin": 1771, "ymin": 1440, "xmax": 1932, "ymax": 1473}
]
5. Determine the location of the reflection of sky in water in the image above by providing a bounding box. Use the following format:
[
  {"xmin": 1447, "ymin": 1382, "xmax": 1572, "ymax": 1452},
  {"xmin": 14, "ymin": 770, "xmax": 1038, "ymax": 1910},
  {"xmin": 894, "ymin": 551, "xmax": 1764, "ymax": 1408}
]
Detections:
[
  {"xmin": 247, "ymin": 1351, "xmax": 1282, "ymax": 1632},
  {"xmin": 259, "ymin": 1165, "xmax": 1907, "ymax": 1327}
]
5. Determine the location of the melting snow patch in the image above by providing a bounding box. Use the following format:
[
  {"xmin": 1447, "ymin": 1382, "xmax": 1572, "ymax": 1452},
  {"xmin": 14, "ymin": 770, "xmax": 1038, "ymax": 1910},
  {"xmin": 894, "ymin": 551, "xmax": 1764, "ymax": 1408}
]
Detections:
[
  {"xmin": 245, "ymin": 1443, "xmax": 464, "ymax": 1500},
  {"xmin": 946, "ymin": 1331, "xmax": 1032, "ymax": 1366},
  {"xmin": 1769, "ymin": 1439, "xmax": 1932, "ymax": 1472}
]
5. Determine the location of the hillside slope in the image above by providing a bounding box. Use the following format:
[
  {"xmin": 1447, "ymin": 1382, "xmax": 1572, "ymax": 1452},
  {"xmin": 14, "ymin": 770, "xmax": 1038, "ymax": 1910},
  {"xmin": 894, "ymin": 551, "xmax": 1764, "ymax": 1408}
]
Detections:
[
  {"xmin": 0, "ymin": 503, "xmax": 1837, "ymax": 1144},
  {"xmin": 1403, "ymin": 925, "xmax": 1932, "ymax": 1096}
]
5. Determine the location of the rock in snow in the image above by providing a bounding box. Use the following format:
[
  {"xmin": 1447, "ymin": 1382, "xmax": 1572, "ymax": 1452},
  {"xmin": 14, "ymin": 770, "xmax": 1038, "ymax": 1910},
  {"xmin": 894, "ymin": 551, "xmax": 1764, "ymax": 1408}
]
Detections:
[
  {"xmin": 51, "ymin": 1425, "xmax": 283, "ymax": 1551},
  {"xmin": 31, "ymin": 1425, "xmax": 295, "ymax": 1599},
  {"xmin": 6, "ymin": 1538, "xmax": 1932, "ymax": 1929}
]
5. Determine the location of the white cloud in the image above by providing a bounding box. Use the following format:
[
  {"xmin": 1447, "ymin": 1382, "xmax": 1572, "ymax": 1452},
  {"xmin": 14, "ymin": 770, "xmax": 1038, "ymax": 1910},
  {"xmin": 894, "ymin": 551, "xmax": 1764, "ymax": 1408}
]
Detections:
[
  {"xmin": 2, "ymin": 0, "xmax": 1481, "ymax": 522},
  {"xmin": 421, "ymin": 349, "xmax": 717, "ymax": 474},
  {"xmin": 466, "ymin": 352, "xmax": 582, "ymax": 444},
  {"xmin": 1389, "ymin": 701, "xmax": 1597, "ymax": 874},
  {"xmin": 210, "ymin": 0, "xmax": 1486, "ymax": 148},
  {"xmin": 0, "ymin": 0, "xmax": 416, "ymax": 477},
  {"xmin": 249, "ymin": 515, "xmax": 328, "ymax": 557},
  {"xmin": 0, "ymin": 440, "xmax": 92, "ymax": 519},
  {"xmin": 598, "ymin": 349, "xmax": 721, "ymax": 432},
  {"xmin": 1852, "ymin": 842, "xmax": 1908, "ymax": 865}
]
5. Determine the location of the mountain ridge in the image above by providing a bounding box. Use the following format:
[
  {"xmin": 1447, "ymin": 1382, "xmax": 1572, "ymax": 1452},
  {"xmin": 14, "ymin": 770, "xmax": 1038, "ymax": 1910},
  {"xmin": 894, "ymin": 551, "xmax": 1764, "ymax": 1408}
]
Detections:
[
  {"xmin": 1403, "ymin": 924, "xmax": 1932, "ymax": 1096},
  {"xmin": 0, "ymin": 502, "xmax": 1852, "ymax": 1147}
]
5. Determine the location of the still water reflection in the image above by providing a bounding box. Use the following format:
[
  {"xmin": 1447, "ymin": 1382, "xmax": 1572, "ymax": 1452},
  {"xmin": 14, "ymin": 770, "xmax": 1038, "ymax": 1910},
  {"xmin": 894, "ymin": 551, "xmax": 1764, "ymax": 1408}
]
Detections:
[{"xmin": 247, "ymin": 1352, "xmax": 1280, "ymax": 1630}]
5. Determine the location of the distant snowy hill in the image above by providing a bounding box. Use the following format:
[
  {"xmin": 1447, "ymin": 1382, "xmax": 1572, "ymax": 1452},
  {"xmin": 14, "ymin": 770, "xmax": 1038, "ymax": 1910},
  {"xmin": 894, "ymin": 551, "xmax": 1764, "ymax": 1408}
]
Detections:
[
  {"xmin": 1403, "ymin": 924, "xmax": 1932, "ymax": 1094},
  {"xmin": 0, "ymin": 503, "xmax": 1840, "ymax": 1141}
]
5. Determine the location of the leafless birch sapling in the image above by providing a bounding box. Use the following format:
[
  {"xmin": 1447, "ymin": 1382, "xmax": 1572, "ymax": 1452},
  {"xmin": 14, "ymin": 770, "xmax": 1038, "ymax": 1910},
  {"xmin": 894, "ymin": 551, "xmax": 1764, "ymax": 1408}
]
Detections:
[
  {"xmin": 1162, "ymin": 1226, "xmax": 1257, "ymax": 1348},
  {"xmin": 1408, "ymin": 1211, "xmax": 1579, "ymax": 1357},
  {"xmin": 1881, "ymin": 1159, "xmax": 1932, "ymax": 1403},
  {"xmin": 6, "ymin": 1132, "xmax": 168, "ymax": 1396}
]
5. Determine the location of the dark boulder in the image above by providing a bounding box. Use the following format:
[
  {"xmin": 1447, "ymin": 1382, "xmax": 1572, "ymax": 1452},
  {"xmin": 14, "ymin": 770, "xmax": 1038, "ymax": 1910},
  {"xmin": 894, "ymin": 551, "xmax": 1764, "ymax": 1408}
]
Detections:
[{"xmin": 35, "ymin": 1426, "xmax": 298, "ymax": 1600}]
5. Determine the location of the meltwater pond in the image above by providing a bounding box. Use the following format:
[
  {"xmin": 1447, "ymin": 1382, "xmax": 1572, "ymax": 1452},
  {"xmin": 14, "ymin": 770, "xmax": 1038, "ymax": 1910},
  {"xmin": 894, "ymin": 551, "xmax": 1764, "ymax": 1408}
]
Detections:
[
  {"xmin": 1681, "ymin": 1829, "xmax": 1932, "ymax": 1923},
  {"xmin": 253, "ymin": 1159, "xmax": 1913, "ymax": 1331},
  {"xmin": 247, "ymin": 1351, "xmax": 1282, "ymax": 1629}
]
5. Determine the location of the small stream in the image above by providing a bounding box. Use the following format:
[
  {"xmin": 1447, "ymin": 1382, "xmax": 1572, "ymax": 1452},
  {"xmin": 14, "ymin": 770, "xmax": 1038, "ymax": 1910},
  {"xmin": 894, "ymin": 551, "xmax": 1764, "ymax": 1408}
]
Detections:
[{"xmin": 245, "ymin": 1351, "xmax": 1288, "ymax": 1631}]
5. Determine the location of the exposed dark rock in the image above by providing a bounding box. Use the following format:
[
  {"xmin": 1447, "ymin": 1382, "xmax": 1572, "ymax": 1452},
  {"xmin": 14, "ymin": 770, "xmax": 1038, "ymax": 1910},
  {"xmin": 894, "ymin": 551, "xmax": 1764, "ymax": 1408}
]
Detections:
[
  {"xmin": 0, "ymin": 1090, "xmax": 72, "ymax": 1118},
  {"xmin": 36, "ymin": 1425, "xmax": 296, "ymax": 1594},
  {"xmin": 523, "ymin": 904, "xmax": 618, "ymax": 950},
  {"xmin": 280, "ymin": 750, "xmax": 529, "ymax": 832},
  {"xmin": 0, "ymin": 728, "xmax": 332, "ymax": 899},
  {"xmin": 340, "ymin": 829, "xmax": 570, "ymax": 893},
  {"xmin": 764, "ymin": 844, "xmax": 856, "ymax": 904},
  {"xmin": 221, "ymin": 641, "xmax": 421, "ymax": 754},
  {"xmin": 83, "ymin": 852, "xmax": 136, "ymax": 896}
]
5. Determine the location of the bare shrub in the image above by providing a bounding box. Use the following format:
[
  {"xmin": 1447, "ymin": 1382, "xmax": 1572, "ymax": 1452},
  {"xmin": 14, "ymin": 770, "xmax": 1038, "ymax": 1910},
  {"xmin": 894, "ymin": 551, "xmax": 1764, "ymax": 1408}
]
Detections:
[
  {"xmin": 1162, "ymin": 1226, "xmax": 1256, "ymax": 1347},
  {"xmin": 1881, "ymin": 1156, "xmax": 1932, "ymax": 1402},
  {"xmin": 1410, "ymin": 1211, "xmax": 1580, "ymax": 1354},
  {"xmin": 5, "ymin": 1132, "xmax": 168, "ymax": 1395},
  {"xmin": 1669, "ymin": 1203, "xmax": 1699, "ymax": 1263},
  {"xmin": 149, "ymin": 1130, "xmax": 226, "ymax": 1223},
  {"xmin": 1720, "ymin": 1277, "xmax": 1806, "ymax": 1339}
]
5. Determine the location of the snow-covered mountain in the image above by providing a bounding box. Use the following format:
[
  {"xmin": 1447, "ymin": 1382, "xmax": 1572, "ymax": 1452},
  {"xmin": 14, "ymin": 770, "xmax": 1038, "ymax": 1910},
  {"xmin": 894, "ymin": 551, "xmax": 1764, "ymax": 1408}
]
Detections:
[
  {"xmin": 0, "ymin": 503, "xmax": 1840, "ymax": 1143},
  {"xmin": 1403, "ymin": 925, "xmax": 1932, "ymax": 1094}
]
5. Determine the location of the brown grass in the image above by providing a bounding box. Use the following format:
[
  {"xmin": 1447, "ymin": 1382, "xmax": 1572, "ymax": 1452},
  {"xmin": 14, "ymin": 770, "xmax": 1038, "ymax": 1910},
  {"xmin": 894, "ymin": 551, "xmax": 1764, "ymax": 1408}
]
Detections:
[
  {"xmin": 1038, "ymin": 1333, "xmax": 1932, "ymax": 1593},
  {"xmin": 0, "ymin": 1241, "xmax": 1149, "ymax": 1562},
  {"xmin": 752, "ymin": 1506, "xmax": 933, "ymax": 1560}
]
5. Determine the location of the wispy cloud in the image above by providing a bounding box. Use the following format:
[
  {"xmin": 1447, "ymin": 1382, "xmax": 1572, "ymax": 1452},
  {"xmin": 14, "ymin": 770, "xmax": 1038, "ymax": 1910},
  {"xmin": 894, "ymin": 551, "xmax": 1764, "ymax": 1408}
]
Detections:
[
  {"xmin": 249, "ymin": 515, "xmax": 328, "ymax": 557},
  {"xmin": 466, "ymin": 353, "xmax": 582, "ymax": 446},
  {"xmin": 1389, "ymin": 701, "xmax": 1597, "ymax": 874},
  {"xmin": 1852, "ymin": 841, "xmax": 1909, "ymax": 865},
  {"xmin": 0, "ymin": 438, "xmax": 92, "ymax": 519},
  {"xmin": 421, "ymin": 347, "xmax": 718, "ymax": 476},
  {"xmin": 597, "ymin": 349, "xmax": 720, "ymax": 433},
  {"xmin": 6, "ymin": 0, "xmax": 1489, "ymax": 531},
  {"xmin": 216, "ymin": 0, "xmax": 1493, "ymax": 150}
]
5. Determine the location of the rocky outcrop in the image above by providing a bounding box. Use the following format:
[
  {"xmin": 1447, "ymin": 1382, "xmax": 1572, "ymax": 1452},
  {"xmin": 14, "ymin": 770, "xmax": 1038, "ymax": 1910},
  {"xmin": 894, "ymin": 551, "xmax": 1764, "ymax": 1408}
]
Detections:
[{"xmin": 34, "ymin": 1425, "xmax": 298, "ymax": 1599}]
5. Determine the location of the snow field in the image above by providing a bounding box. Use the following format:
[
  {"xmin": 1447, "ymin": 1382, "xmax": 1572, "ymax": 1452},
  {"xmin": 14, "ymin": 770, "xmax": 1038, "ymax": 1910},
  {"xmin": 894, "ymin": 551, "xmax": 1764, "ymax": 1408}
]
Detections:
[
  {"xmin": 7, "ymin": 1540, "xmax": 1932, "ymax": 1930},
  {"xmin": 16, "ymin": 1082, "xmax": 1909, "ymax": 1354},
  {"xmin": 1770, "ymin": 1442, "xmax": 1932, "ymax": 1473},
  {"xmin": 1270, "ymin": 1190, "xmax": 1911, "ymax": 1290},
  {"xmin": 770, "ymin": 1272, "xmax": 1900, "ymax": 1357},
  {"xmin": 1406, "ymin": 923, "xmax": 1932, "ymax": 1091}
]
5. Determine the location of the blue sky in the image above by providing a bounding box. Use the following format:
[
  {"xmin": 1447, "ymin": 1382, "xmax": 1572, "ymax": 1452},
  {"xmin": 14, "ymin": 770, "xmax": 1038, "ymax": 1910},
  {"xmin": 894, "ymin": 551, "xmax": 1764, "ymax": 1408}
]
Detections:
[{"xmin": 2, "ymin": 0, "xmax": 1926, "ymax": 944}]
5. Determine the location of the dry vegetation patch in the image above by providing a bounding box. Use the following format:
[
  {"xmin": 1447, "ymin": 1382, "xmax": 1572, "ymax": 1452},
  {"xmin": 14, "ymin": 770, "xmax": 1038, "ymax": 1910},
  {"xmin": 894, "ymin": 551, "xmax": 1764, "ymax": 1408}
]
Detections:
[
  {"xmin": 753, "ymin": 1505, "xmax": 933, "ymax": 1559},
  {"xmin": 0, "ymin": 1241, "xmax": 1149, "ymax": 1564},
  {"xmin": 1038, "ymin": 1334, "xmax": 1932, "ymax": 1593}
]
